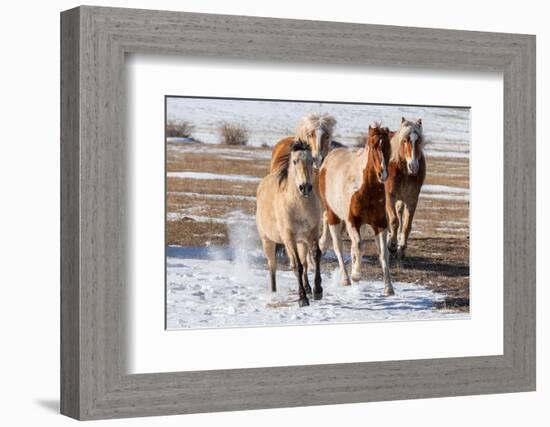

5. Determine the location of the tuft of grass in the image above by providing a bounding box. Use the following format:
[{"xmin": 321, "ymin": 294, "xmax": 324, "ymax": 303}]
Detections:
[
  {"xmin": 166, "ymin": 120, "xmax": 195, "ymax": 138},
  {"xmin": 218, "ymin": 122, "xmax": 249, "ymax": 146}
]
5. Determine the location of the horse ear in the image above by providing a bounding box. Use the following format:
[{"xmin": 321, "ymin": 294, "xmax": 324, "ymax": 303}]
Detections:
[
  {"xmin": 416, "ymin": 118, "xmax": 423, "ymax": 126},
  {"xmin": 401, "ymin": 116, "xmax": 406, "ymax": 124}
]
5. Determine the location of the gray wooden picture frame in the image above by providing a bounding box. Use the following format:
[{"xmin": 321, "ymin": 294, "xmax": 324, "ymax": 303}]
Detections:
[{"xmin": 60, "ymin": 5, "xmax": 536, "ymax": 421}]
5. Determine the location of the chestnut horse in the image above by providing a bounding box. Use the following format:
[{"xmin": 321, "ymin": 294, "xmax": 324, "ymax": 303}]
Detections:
[
  {"xmin": 385, "ymin": 117, "xmax": 426, "ymax": 260},
  {"xmin": 270, "ymin": 113, "xmax": 337, "ymax": 172},
  {"xmin": 318, "ymin": 123, "xmax": 394, "ymax": 296},
  {"xmin": 256, "ymin": 141, "xmax": 323, "ymax": 307}
]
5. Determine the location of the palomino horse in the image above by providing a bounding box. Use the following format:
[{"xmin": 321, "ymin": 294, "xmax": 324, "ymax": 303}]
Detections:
[
  {"xmin": 385, "ymin": 117, "xmax": 426, "ymax": 260},
  {"xmin": 270, "ymin": 113, "xmax": 337, "ymax": 172},
  {"xmin": 319, "ymin": 123, "xmax": 394, "ymax": 296},
  {"xmin": 256, "ymin": 140, "xmax": 323, "ymax": 307}
]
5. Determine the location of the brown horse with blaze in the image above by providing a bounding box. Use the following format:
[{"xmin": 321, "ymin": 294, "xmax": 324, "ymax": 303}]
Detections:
[{"xmin": 318, "ymin": 123, "xmax": 394, "ymax": 296}]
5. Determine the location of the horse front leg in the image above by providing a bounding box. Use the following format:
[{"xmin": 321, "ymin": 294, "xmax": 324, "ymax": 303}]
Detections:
[
  {"xmin": 398, "ymin": 199, "xmax": 418, "ymax": 261},
  {"xmin": 298, "ymin": 242, "xmax": 312, "ymax": 295},
  {"xmin": 386, "ymin": 195, "xmax": 399, "ymax": 254},
  {"xmin": 377, "ymin": 229, "xmax": 394, "ymax": 296},
  {"xmin": 284, "ymin": 239, "xmax": 309, "ymax": 307},
  {"xmin": 313, "ymin": 241, "xmax": 323, "ymax": 300}
]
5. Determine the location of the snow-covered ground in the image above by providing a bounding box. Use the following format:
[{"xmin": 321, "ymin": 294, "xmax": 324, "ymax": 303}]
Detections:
[
  {"xmin": 166, "ymin": 220, "xmax": 468, "ymax": 330},
  {"xmin": 167, "ymin": 97, "xmax": 470, "ymax": 158}
]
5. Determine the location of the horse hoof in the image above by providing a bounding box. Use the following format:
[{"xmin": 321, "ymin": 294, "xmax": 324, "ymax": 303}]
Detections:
[
  {"xmin": 340, "ymin": 277, "xmax": 351, "ymax": 286},
  {"xmin": 351, "ymin": 271, "xmax": 361, "ymax": 282},
  {"xmin": 313, "ymin": 290, "xmax": 323, "ymax": 300},
  {"xmin": 397, "ymin": 247, "xmax": 405, "ymax": 261},
  {"xmin": 384, "ymin": 286, "xmax": 395, "ymax": 296},
  {"xmin": 298, "ymin": 297, "xmax": 310, "ymax": 307}
]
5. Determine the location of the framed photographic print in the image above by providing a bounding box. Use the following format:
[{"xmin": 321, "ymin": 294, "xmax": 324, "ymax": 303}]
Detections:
[{"xmin": 61, "ymin": 6, "xmax": 536, "ymax": 420}]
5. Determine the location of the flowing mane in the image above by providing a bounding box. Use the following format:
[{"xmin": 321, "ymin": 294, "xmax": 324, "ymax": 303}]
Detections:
[
  {"xmin": 276, "ymin": 140, "xmax": 311, "ymax": 187},
  {"xmin": 390, "ymin": 119, "xmax": 424, "ymax": 163},
  {"xmin": 295, "ymin": 113, "xmax": 337, "ymax": 141}
]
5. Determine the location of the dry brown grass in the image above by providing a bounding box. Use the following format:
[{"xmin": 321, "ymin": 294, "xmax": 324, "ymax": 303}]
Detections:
[{"xmin": 167, "ymin": 152, "xmax": 268, "ymax": 177}]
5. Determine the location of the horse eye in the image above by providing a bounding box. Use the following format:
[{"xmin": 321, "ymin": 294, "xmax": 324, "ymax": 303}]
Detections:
[{"xmin": 293, "ymin": 160, "xmax": 297, "ymax": 165}]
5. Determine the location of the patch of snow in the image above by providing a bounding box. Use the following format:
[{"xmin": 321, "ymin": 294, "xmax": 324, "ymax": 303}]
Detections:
[
  {"xmin": 167, "ymin": 210, "xmax": 255, "ymax": 224},
  {"xmin": 166, "ymin": 216, "xmax": 468, "ymax": 330},
  {"xmin": 167, "ymin": 171, "xmax": 261, "ymax": 182},
  {"xmin": 168, "ymin": 191, "xmax": 255, "ymax": 201},
  {"xmin": 420, "ymin": 194, "xmax": 469, "ymax": 202},
  {"xmin": 166, "ymin": 137, "xmax": 197, "ymax": 143},
  {"xmin": 422, "ymin": 184, "xmax": 469, "ymax": 194}
]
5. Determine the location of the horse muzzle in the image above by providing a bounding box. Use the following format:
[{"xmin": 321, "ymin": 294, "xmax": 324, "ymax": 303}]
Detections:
[
  {"xmin": 299, "ymin": 183, "xmax": 313, "ymax": 197},
  {"xmin": 407, "ymin": 160, "xmax": 419, "ymax": 176}
]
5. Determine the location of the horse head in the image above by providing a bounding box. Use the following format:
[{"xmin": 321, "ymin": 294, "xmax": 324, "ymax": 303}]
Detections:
[
  {"xmin": 394, "ymin": 117, "xmax": 424, "ymax": 175},
  {"xmin": 296, "ymin": 113, "xmax": 337, "ymax": 169},
  {"xmin": 289, "ymin": 140, "xmax": 314, "ymax": 197},
  {"xmin": 366, "ymin": 123, "xmax": 391, "ymax": 183}
]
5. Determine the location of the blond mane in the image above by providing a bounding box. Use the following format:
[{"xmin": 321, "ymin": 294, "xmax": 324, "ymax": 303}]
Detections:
[{"xmin": 295, "ymin": 113, "xmax": 337, "ymax": 141}]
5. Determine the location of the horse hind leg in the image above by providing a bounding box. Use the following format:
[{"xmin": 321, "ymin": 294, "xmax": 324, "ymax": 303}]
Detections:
[
  {"xmin": 298, "ymin": 242, "xmax": 312, "ymax": 295},
  {"xmin": 261, "ymin": 238, "xmax": 277, "ymax": 292},
  {"xmin": 318, "ymin": 210, "xmax": 332, "ymax": 252},
  {"xmin": 328, "ymin": 222, "xmax": 351, "ymax": 286}
]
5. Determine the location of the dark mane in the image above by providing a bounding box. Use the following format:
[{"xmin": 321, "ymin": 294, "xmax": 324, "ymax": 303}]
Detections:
[{"xmin": 276, "ymin": 140, "xmax": 310, "ymax": 187}]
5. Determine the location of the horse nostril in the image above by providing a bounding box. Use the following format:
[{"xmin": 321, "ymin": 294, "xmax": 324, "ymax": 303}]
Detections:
[
  {"xmin": 299, "ymin": 184, "xmax": 304, "ymax": 192},
  {"xmin": 307, "ymin": 184, "xmax": 313, "ymax": 193}
]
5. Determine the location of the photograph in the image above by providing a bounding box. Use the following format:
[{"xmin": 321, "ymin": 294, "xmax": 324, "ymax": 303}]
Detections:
[{"xmin": 165, "ymin": 96, "xmax": 471, "ymax": 329}]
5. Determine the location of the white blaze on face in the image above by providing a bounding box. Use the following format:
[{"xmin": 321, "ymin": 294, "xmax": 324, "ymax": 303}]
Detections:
[{"xmin": 407, "ymin": 132, "xmax": 419, "ymax": 175}]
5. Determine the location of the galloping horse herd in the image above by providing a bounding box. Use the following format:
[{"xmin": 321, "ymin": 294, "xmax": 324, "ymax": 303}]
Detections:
[{"xmin": 256, "ymin": 113, "xmax": 425, "ymax": 307}]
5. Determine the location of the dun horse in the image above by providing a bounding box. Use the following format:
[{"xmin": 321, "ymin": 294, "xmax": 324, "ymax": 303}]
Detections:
[
  {"xmin": 256, "ymin": 141, "xmax": 323, "ymax": 307},
  {"xmin": 319, "ymin": 123, "xmax": 394, "ymax": 296},
  {"xmin": 270, "ymin": 113, "xmax": 337, "ymax": 172},
  {"xmin": 385, "ymin": 117, "xmax": 426, "ymax": 260},
  {"xmin": 270, "ymin": 113, "xmax": 337, "ymax": 266}
]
